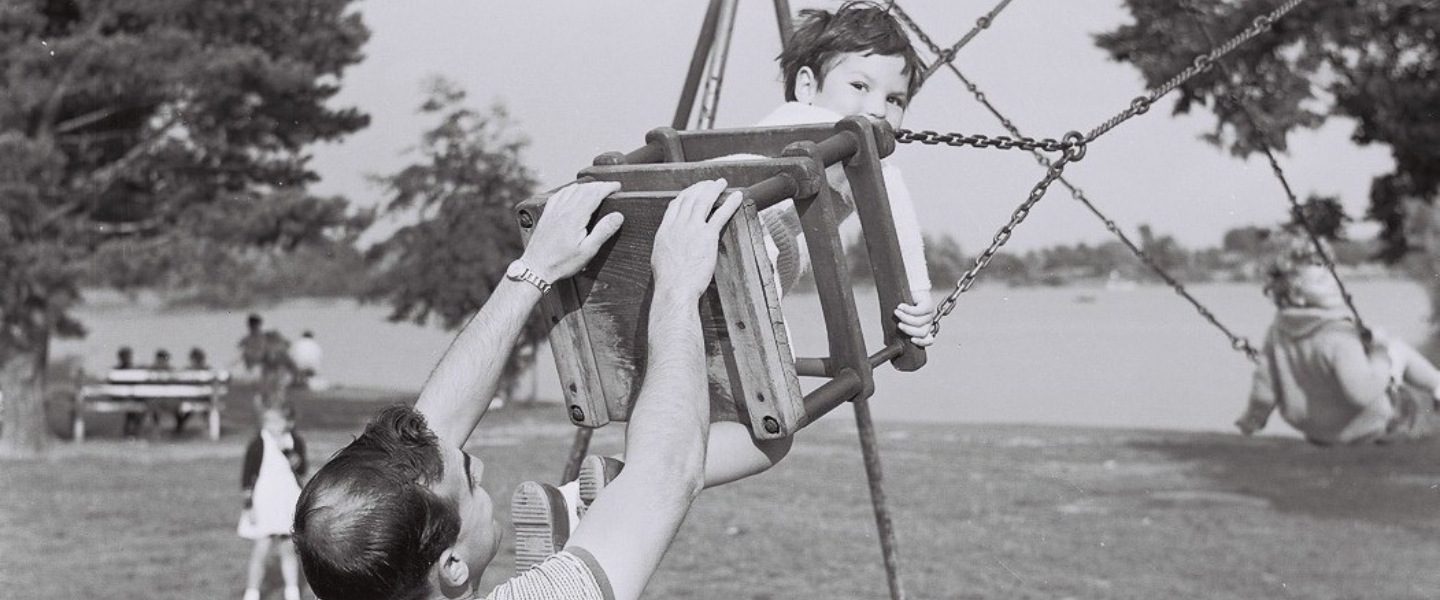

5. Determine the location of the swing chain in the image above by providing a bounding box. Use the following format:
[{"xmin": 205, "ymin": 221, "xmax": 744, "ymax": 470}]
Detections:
[
  {"xmin": 900, "ymin": 8, "xmax": 1261, "ymax": 361},
  {"xmin": 895, "ymin": 129, "xmax": 1085, "ymax": 158},
  {"xmin": 930, "ymin": 136, "xmax": 1086, "ymax": 336},
  {"xmin": 916, "ymin": 0, "xmax": 1018, "ymax": 83},
  {"xmin": 1177, "ymin": 0, "xmax": 1369, "ymax": 346}
]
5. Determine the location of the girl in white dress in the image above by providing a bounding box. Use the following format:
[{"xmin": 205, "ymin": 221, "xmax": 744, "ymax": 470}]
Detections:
[{"xmin": 238, "ymin": 407, "xmax": 307, "ymax": 600}]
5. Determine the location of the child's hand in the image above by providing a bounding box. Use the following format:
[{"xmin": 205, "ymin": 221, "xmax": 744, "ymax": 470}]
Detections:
[
  {"xmin": 893, "ymin": 292, "xmax": 937, "ymax": 347},
  {"xmin": 1234, "ymin": 418, "xmax": 1259, "ymax": 436}
]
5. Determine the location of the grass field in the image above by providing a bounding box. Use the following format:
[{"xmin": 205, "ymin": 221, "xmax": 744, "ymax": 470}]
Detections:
[{"xmin": 4, "ymin": 384, "xmax": 1440, "ymax": 599}]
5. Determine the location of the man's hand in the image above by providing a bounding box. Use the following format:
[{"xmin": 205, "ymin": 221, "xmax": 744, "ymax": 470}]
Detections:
[
  {"xmin": 521, "ymin": 181, "xmax": 626, "ymax": 282},
  {"xmin": 894, "ymin": 293, "xmax": 937, "ymax": 347},
  {"xmin": 651, "ymin": 179, "xmax": 743, "ymax": 299}
]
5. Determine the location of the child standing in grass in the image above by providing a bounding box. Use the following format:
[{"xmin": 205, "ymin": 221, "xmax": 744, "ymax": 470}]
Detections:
[
  {"xmin": 238, "ymin": 406, "xmax": 307, "ymax": 600},
  {"xmin": 1236, "ymin": 232, "xmax": 1440, "ymax": 445},
  {"xmin": 512, "ymin": 1, "xmax": 939, "ymax": 571}
]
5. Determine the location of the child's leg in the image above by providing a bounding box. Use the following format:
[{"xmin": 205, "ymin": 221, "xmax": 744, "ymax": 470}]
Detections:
[
  {"xmin": 244, "ymin": 536, "xmax": 273, "ymax": 600},
  {"xmin": 700, "ymin": 421, "xmax": 791, "ymax": 488},
  {"xmin": 276, "ymin": 537, "xmax": 302, "ymax": 600},
  {"xmin": 613, "ymin": 421, "xmax": 792, "ymax": 489},
  {"xmin": 1387, "ymin": 340, "xmax": 1440, "ymax": 398}
]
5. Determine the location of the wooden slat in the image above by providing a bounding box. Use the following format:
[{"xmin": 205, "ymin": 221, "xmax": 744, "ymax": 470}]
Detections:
[
  {"xmin": 835, "ymin": 118, "xmax": 926, "ymax": 372},
  {"xmin": 579, "ymin": 158, "xmax": 824, "ymax": 199},
  {"xmin": 714, "ymin": 199, "xmax": 805, "ymax": 437},
  {"xmin": 517, "ymin": 193, "xmax": 610, "ymax": 429},
  {"xmin": 83, "ymin": 384, "xmax": 222, "ymax": 398},
  {"xmin": 105, "ymin": 369, "xmax": 230, "ymax": 384}
]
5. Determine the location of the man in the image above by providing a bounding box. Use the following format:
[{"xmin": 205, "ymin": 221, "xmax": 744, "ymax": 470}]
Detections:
[
  {"xmin": 293, "ymin": 179, "xmax": 743, "ymax": 600},
  {"xmin": 239, "ymin": 313, "xmax": 298, "ymax": 411}
]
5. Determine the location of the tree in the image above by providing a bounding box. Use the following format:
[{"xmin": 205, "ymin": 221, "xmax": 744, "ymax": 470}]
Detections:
[
  {"xmin": 1222, "ymin": 224, "xmax": 1270, "ymax": 256},
  {"xmin": 1096, "ymin": 0, "xmax": 1438, "ymax": 262},
  {"xmin": 1, "ymin": 0, "xmax": 370, "ymax": 456},
  {"xmin": 923, "ymin": 233, "xmax": 968, "ymax": 289},
  {"xmin": 363, "ymin": 78, "xmax": 542, "ymax": 400}
]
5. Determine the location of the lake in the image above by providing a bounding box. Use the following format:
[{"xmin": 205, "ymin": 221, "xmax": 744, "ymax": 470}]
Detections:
[{"xmin": 54, "ymin": 279, "xmax": 1431, "ymax": 436}]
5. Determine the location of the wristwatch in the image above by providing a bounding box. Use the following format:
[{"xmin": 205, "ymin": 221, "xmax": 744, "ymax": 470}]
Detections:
[{"xmin": 506, "ymin": 259, "xmax": 552, "ymax": 295}]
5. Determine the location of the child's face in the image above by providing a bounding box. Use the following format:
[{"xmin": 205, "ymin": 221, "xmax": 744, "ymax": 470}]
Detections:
[
  {"xmin": 796, "ymin": 52, "xmax": 910, "ymax": 129},
  {"xmin": 262, "ymin": 411, "xmax": 289, "ymax": 436},
  {"xmin": 1292, "ymin": 265, "xmax": 1345, "ymax": 309}
]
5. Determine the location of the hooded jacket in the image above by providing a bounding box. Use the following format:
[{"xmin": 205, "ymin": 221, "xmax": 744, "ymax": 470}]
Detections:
[{"xmin": 1239, "ymin": 307, "xmax": 1393, "ymax": 445}]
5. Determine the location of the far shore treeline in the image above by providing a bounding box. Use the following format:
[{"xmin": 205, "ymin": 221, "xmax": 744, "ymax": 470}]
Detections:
[{"xmin": 152, "ymin": 218, "xmax": 1392, "ymax": 308}]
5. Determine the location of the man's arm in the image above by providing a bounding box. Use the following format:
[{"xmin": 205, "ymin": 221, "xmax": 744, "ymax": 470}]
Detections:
[
  {"xmin": 414, "ymin": 181, "xmax": 624, "ymax": 447},
  {"xmin": 565, "ymin": 180, "xmax": 742, "ymax": 600}
]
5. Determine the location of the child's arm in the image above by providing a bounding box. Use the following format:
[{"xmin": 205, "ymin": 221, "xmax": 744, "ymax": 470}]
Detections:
[
  {"xmin": 883, "ymin": 164, "xmax": 937, "ymax": 346},
  {"xmin": 240, "ymin": 436, "xmax": 262, "ymax": 507},
  {"xmin": 1236, "ymin": 345, "xmax": 1276, "ymax": 435},
  {"xmin": 290, "ymin": 433, "xmax": 308, "ymax": 479}
]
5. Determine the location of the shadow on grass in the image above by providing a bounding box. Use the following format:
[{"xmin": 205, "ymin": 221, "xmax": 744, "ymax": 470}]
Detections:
[{"xmin": 1126, "ymin": 431, "xmax": 1440, "ymax": 535}]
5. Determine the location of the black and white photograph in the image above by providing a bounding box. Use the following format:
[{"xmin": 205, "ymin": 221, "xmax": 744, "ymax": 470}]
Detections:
[{"xmin": 3, "ymin": 1, "xmax": 1438, "ymax": 598}]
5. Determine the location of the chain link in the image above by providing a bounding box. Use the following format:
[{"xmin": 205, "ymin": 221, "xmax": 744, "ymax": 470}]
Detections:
[
  {"xmin": 916, "ymin": 0, "xmax": 1018, "ymax": 83},
  {"xmin": 930, "ymin": 139, "xmax": 1086, "ymax": 337},
  {"xmin": 895, "ymin": 129, "xmax": 1084, "ymax": 157}
]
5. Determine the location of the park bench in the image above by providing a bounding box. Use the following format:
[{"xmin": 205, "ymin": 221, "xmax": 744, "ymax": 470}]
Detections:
[{"xmin": 72, "ymin": 369, "xmax": 231, "ymax": 442}]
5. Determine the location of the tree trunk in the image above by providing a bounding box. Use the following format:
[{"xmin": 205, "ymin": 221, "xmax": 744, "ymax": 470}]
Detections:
[{"xmin": 0, "ymin": 332, "xmax": 51, "ymax": 458}]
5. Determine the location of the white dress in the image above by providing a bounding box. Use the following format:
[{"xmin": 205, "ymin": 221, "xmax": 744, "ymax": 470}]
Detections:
[{"xmin": 237, "ymin": 430, "xmax": 303, "ymax": 539}]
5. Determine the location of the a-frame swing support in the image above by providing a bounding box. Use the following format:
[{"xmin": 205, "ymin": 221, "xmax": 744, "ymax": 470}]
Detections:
[{"xmin": 554, "ymin": 2, "xmax": 912, "ymax": 599}]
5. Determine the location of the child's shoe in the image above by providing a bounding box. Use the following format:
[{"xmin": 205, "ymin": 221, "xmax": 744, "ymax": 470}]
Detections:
[
  {"xmin": 511, "ymin": 481, "xmax": 572, "ymax": 573},
  {"xmin": 578, "ymin": 455, "xmax": 624, "ymax": 516}
]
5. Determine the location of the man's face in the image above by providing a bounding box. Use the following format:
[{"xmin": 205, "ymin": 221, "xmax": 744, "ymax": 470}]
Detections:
[
  {"xmin": 432, "ymin": 444, "xmax": 501, "ymax": 586},
  {"xmin": 800, "ymin": 52, "xmax": 911, "ymax": 129}
]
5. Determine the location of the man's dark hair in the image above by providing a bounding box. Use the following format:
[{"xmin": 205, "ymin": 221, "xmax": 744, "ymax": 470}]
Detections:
[
  {"xmin": 778, "ymin": 1, "xmax": 925, "ymax": 102},
  {"xmin": 247, "ymin": 313, "xmax": 263, "ymax": 329},
  {"xmin": 293, "ymin": 404, "xmax": 462, "ymax": 600}
]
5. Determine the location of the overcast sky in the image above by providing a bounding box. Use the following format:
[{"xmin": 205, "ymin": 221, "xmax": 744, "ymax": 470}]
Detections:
[{"xmin": 308, "ymin": 0, "xmax": 1392, "ymax": 253}]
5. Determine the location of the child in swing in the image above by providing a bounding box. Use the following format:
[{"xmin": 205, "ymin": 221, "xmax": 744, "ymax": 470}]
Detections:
[
  {"xmin": 238, "ymin": 406, "xmax": 308, "ymax": 600},
  {"xmin": 1236, "ymin": 232, "xmax": 1440, "ymax": 445},
  {"xmin": 510, "ymin": 1, "xmax": 937, "ymax": 570}
]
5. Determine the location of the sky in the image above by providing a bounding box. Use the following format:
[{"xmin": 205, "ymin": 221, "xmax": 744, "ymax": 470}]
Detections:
[{"xmin": 307, "ymin": 0, "xmax": 1393, "ymax": 254}]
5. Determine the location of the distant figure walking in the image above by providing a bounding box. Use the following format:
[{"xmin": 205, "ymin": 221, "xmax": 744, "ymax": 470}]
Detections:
[
  {"xmin": 287, "ymin": 330, "xmax": 323, "ymax": 390},
  {"xmin": 238, "ymin": 314, "xmax": 297, "ymax": 413},
  {"xmin": 238, "ymin": 406, "xmax": 307, "ymax": 600}
]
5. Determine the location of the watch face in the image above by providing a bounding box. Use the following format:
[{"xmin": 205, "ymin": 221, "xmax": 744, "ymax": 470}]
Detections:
[{"xmin": 506, "ymin": 261, "xmax": 523, "ymax": 279}]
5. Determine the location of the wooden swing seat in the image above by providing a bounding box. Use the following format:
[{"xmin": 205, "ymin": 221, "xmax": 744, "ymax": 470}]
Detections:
[{"xmin": 516, "ymin": 117, "xmax": 926, "ymax": 439}]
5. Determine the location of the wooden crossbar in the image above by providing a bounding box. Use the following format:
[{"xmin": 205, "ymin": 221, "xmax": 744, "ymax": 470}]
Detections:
[{"xmin": 516, "ymin": 117, "xmax": 926, "ymax": 439}]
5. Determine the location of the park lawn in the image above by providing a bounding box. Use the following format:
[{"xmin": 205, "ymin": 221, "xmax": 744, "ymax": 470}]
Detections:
[{"xmin": 4, "ymin": 390, "xmax": 1440, "ymax": 600}]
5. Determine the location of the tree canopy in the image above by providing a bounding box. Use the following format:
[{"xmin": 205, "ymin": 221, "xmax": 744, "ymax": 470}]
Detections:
[
  {"xmin": 1095, "ymin": 0, "xmax": 1439, "ymax": 262},
  {"xmin": 0, "ymin": 0, "xmax": 371, "ymax": 454},
  {"xmin": 363, "ymin": 78, "xmax": 543, "ymax": 398}
]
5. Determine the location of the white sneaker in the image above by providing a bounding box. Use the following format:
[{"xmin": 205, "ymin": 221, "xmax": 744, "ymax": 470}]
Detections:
[
  {"xmin": 578, "ymin": 455, "xmax": 624, "ymax": 517},
  {"xmin": 511, "ymin": 482, "xmax": 571, "ymax": 573}
]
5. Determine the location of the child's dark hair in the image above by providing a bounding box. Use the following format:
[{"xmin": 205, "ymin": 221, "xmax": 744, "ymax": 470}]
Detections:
[{"xmin": 779, "ymin": 2, "xmax": 925, "ymax": 102}]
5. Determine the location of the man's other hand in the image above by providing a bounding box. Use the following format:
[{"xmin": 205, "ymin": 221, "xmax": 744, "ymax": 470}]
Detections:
[
  {"xmin": 522, "ymin": 181, "xmax": 625, "ymax": 282},
  {"xmin": 651, "ymin": 180, "xmax": 743, "ymax": 300}
]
